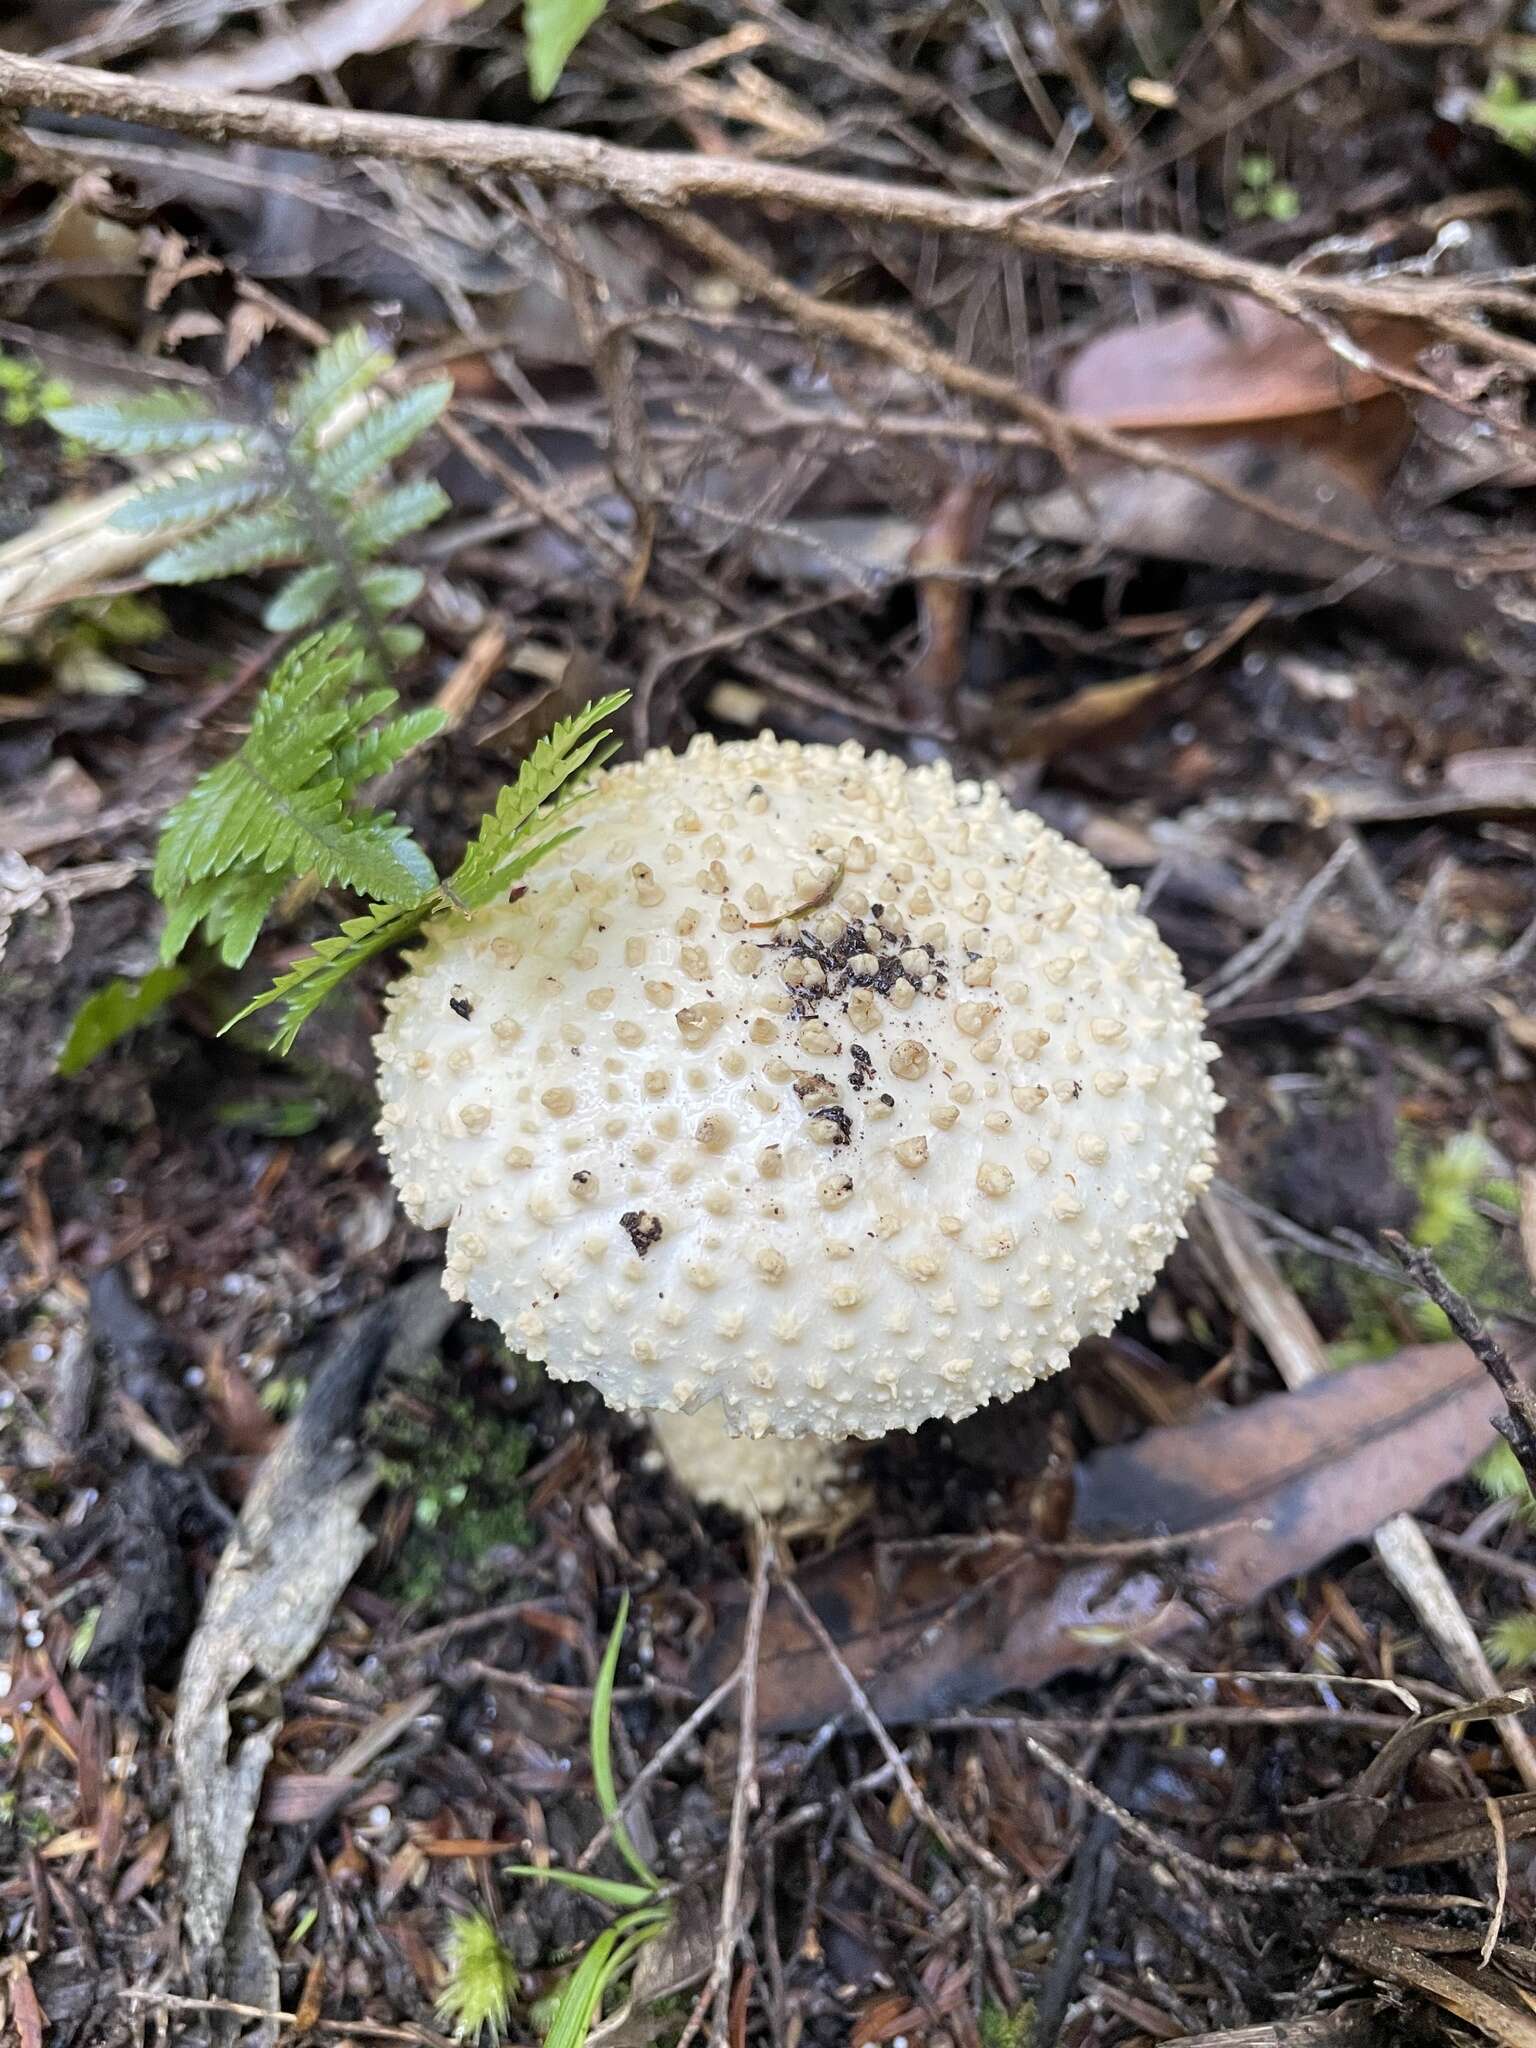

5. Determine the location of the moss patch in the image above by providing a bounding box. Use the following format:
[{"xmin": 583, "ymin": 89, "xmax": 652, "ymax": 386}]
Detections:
[
  {"xmin": 1284, "ymin": 1129, "xmax": 1526, "ymax": 1368},
  {"xmin": 372, "ymin": 1363, "xmax": 532, "ymax": 1605}
]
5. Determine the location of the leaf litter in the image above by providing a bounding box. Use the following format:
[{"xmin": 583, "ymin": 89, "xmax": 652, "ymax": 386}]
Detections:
[{"xmin": 4, "ymin": 4, "xmax": 1536, "ymax": 2045}]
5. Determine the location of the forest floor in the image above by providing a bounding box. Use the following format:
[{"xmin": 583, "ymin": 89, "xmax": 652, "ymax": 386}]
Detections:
[{"xmin": 5, "ymin": 4, "xmax": 1536, "ymax": 2046}]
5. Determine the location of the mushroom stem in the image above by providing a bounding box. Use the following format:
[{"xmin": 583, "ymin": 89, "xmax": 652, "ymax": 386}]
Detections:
[{"xmin": 646, "ymin": 1401, "xmax": 847, "ymax": 1520}]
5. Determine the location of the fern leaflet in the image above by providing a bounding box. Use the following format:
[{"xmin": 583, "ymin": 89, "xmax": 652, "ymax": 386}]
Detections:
[
  {"xmin": 45, "ymin": 324, "xmax": 451, "ymax": 639},
  {"xmin": 155, "ymin": 624, "xmax": 444, "ymax": 968},
  {"xmin": 230, "ymin": 691, "xmax": 629, "ymax": 1051}
]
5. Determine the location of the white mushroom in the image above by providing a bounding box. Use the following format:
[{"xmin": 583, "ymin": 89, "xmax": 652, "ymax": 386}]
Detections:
[
  {"xmin": 645, "ymin": 1401, "xmax": 847, "ymax": 1519},
  {"xmin": 375, "ymin": 732, "xmax": 1221, "ymax": 1450}
]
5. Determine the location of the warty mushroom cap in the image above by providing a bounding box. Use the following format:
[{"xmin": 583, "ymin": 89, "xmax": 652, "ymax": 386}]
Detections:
[{"xmin": 375, "ymin": 732, "xmax": 1220, "ymax": 1441}]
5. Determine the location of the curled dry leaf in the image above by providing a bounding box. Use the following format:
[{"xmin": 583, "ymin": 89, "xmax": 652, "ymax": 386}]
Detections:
[{"xmin": 694, "ymin": 1335, "xmax": 1534, "ymax": 1731}]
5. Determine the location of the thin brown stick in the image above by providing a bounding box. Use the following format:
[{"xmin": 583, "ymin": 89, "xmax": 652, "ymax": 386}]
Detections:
[
  {"xmin": 118, "ymin": 1989, "xmax": 450, "ymax": 2044},
  {"xmin": 1383, "ymin": 1229, "xmax": 1536, "ymax": 1494},
  {"xmin": 3, "ymin": 53, "xmax": 1536, "ymax": 368},
  {"xmin": 773, "ymin": 1565, "xmax": 1010, "ymax": 1884}
]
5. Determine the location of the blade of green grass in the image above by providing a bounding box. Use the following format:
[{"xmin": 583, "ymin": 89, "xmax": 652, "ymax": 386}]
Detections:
[
  {"xmin": 501, "ymin": 1868, "xmax": 656, "ymax": 1909},
  {"xmin": 589, "ymin": 1593, "xmax": 658, "ymax": 1890}
]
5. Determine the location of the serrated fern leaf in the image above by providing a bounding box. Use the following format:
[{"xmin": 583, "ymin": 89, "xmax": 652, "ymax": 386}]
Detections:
[
  {"xmin": 148, "ymin": 503, "xmax": 309, "ymax": 582},
  {"xmin": 451, "ymin": 691, "xmax": 628, "ymax": 908},
  {"xmin": 287, "ymin": 325, "xmax": 393, "ymax": 440},
  {"xmin": 115, "ymin": 461, "xmax": 270, "ymax": 532},
  {"xmin": 344, "ymin": 478, "xmax": 450, "ymax": 557},
  {"xmin": 311, "ymin": 379, "xmax": 453, "ymax": 498},
  {"xmin": 46, "ymin": 388, "xmax": 234, "ymax": 456},
  {"xmin": 236, "ymin": 691, "xmax": 630, "ymax": 1050},
  {"xmin": 159, "ymin": 753, "xmax": 428, "ymax": 898},
  {"xmin": 263, "ymin": 562, "xmax": 342, "ymax": 631},
  {"xmin": 155, "ymin": 626, "xmax": 442, "ymax": 962},
  {"xmin": 65, "ymin": 330, "xmax": 449, "ymax": 674},
  {"xmin": 196, "ymin": 867, "xmax": 289, "ymax": 970},
  {"xmin": 332, "ymin": 705, "xmax": 445, "ymax": 791},
  {"xmin": 226, "ymin": 899, "xmax": 427, "ymax": 1052}
]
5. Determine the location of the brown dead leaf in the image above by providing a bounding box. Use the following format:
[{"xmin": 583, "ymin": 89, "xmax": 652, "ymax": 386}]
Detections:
[
  {"xmin": 1059, "ymin": 296, "xmax": 1426, "ymax": 432},
  {"xmin": 694, "ymin": 1336, "xmax": 1533, "ymax": 1731},
  {"xmin": 5, "ymin": 1960, "xmax": 44, "ymax": 2048},
  {"xmin": 145, "ymin": 0, "xmax": 484, "ymax": 91},
  {"xmin": 113, "ymin": 1820, "xmax": 171, "ymax": 1908}
]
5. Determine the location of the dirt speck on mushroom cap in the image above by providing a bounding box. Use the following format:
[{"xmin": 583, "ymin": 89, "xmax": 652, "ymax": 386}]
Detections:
[{"xmin": 374, "ymin": 732, "xmax": 1221, "ymax": 1439}]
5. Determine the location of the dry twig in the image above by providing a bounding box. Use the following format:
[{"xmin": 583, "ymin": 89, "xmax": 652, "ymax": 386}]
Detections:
[
  {"xmin": 4, "ymin": 53, "xmax": 1536, "ymax": 373},
  {"xmin": 1383, "ymin": 1229, "xmax": 1536, "ymax": 1496}
]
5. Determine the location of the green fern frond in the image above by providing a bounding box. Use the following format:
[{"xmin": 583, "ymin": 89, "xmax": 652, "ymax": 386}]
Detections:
[
  {"xmin": 114, "ymin": 461, "xmax": 270, "ymax": 532},
  {"xmin": 450, "ymin": 692, "xmax": 627, "ymax": 910},
  {"xmin": 311, "ymin": 381, "xmax": 452, "ymax": 498},
  {"xmin": 231, "ymin": 691, "xmax": 629, "ymax": 1050},
  {"xmin": 156, "ymin": 625, "xmax": 443, "ymax": 967},
  {"xmin": 263, "ymin": 562, "xmax": 342, "ymax": 632},
  {"xmin": 287, "ymin": 326, "xmax": 394, "ymax": 440},
  {"xmin": 227, "ymin": 900, "xmax": 425, "ymax": 1054},
  {"xmin": 344, "ymin": 478, "xmax": 450, "ymax": 556},
  {"xmin": 51, "ymin": 326, "xmax": 448, "ymax": 661},
  {"xmin": 332, "ymin": 704, "xmax": 444, "ymax": 789},
  {"xmin": 148, "ymin": 504, "xmax": 309, "ymax": 583},
  {"xmin": 48, "ymin": 327, "xmax": 457, "ymax": 978}
]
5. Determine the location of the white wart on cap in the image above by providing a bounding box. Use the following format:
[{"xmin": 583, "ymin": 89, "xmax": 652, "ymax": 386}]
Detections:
[{"xmin": 375, "ymin": 733, "xmax": 1220, "ymax": 1440}]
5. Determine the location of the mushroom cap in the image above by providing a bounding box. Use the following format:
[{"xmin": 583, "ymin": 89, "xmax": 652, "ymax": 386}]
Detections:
[
  {"xmin": 647, "ymin": 1401, "xmax": 846, "ymax": 1519},
  {"xmin": 375, "ymin": 732, "xmax": 1220, "ymax": 1440}
]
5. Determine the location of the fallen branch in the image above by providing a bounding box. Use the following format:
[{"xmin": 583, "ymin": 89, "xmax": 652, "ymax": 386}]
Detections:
[{"xmin": 2, "ymin": 52, "xmax": 1536, "ymax": 374}]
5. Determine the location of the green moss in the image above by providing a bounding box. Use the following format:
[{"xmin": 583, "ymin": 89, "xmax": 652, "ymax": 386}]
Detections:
[
  {"xmin": 1284, "ymin": 1129, "xmax": 1530, "ymax": 1367},
  {"xmin": 981, "ymin": 2002, "xmax": 1035, "ymax": 2048},
  {"xmin": 0, "ymin": 350, "xmax": 71, "ymax": 433},
  {"xmin": 435, "ymin": 1909, "xmax": 520, "ymax": 2041},
  {"xmin": 372, "ymin": 1364, "xmax": 531, "ymax": 1605}
]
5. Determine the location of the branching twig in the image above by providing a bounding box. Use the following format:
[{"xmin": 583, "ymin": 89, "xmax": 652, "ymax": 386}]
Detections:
[
  {"xmin": 639, "ymin": 206, "xmax": 1528, "ymax": 579},
  {"xmin": 4, "ymin": 52, "xmax": 1536, "ymax": 372},
  {"xmin": 1383, "ymin": 1229, "xmax": 1536, "ymax": 1494},
  {"xmin": 773, "ymin": 1563, "xmax": 1010, "ymax": 1884}
]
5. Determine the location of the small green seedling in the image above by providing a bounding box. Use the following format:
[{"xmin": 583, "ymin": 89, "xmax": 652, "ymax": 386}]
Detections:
[
  {"xmin": 502, "ymin": 1595, "xmax": 672, "ymax": 2045},
  {"xmin": 1233, "ymin": 152, "xmax": 1300, "ymax": 223}
]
